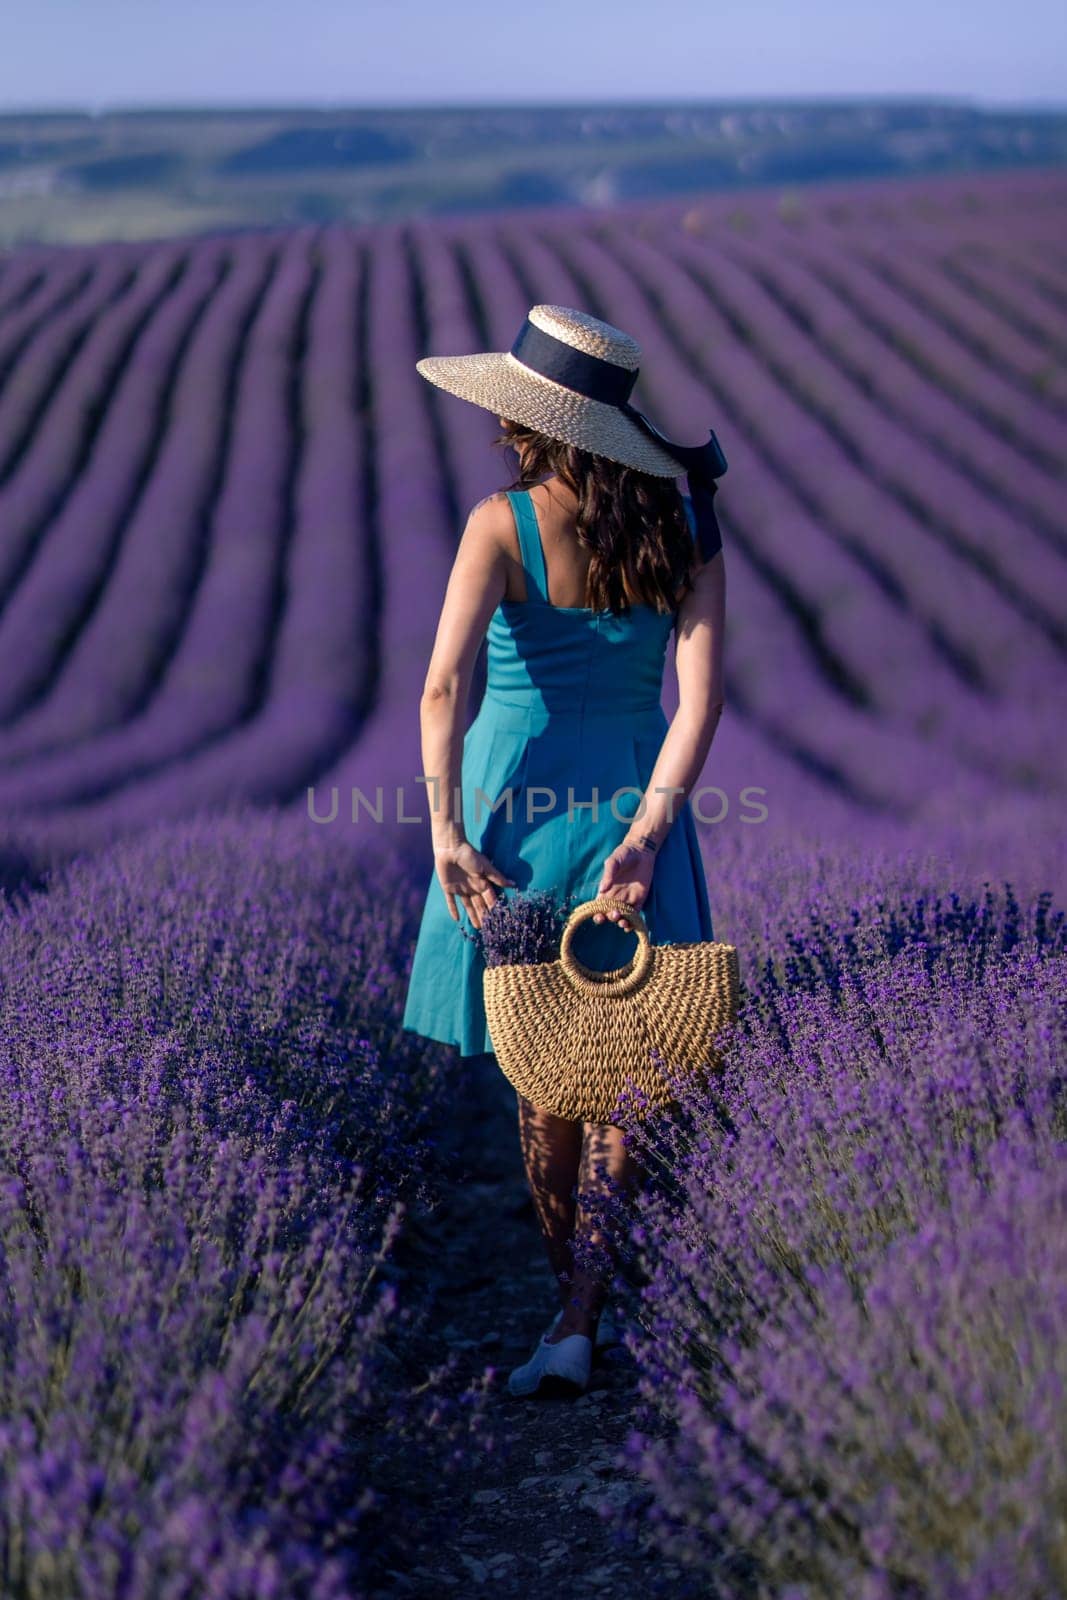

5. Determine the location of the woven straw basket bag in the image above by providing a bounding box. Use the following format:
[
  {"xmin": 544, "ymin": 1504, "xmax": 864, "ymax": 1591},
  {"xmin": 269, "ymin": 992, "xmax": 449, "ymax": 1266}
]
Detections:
[{"xmin": 483, "ymin": 895, "xmax": 740, "ymax": 1122}]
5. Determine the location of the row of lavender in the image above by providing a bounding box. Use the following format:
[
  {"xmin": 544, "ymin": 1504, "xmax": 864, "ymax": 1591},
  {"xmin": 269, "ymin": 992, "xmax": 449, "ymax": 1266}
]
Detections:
[
  {"xmin": 0, "ymin": 169, "xmax": 1062, "ymax": 888},
  {"xmin": 0, "ymin": 227, "xmax": 379, "ymax": 854},
  {"xmin": 0, "ymin": 810, "xmax": 487, "ymax": 1599},
  {"xmin": 595, "ymin": 839, "xmax": 1067, "ymax": 1597}
]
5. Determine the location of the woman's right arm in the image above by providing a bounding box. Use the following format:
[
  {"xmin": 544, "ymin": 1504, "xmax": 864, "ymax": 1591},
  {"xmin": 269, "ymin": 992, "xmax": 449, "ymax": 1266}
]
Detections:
[
  {"xmin": 419, "ymin": 494, "xmax": 517, "ymax": 927},
  {"xmin": 625, "ymin": 546, "xmax": 727, "ymax": 850}
]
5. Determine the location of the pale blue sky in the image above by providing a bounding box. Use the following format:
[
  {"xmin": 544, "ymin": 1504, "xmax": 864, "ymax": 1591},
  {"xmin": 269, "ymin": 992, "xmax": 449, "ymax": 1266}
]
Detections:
[{"xmin": 3, "ymin": 0, "xmax": 1065, "ymax": 110}]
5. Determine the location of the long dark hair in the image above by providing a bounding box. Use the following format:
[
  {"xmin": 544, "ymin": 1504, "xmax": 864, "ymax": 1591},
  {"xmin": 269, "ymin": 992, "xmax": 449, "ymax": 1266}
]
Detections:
[{"xmin": 495, "ymin": 418, "xmax": 695, "ymax": 615}]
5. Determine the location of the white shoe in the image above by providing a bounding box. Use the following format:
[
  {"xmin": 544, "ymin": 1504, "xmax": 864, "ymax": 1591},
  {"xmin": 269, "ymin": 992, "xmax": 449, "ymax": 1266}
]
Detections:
[
  {"xmin": 548, "ymin": 1304, "xmax": 621, "ymax": 1349},
  {"xmin": 507, "ymin": 1330, "xmax": 592, "ymax": 1398}
]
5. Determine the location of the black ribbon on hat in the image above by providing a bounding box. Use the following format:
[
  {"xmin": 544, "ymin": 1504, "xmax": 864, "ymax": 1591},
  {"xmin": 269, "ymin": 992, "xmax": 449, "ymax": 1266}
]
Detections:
[{"xmin": 510, "ymin": 317, "xmax": 727, "ymax": 560}]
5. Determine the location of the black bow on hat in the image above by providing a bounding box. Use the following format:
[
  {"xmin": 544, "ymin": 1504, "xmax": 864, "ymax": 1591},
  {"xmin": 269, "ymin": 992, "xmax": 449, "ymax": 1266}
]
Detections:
[
  {"xmin": 617, "ymin": 402, "xmax": 727, "ymax": 562},
  {"xmin": 511, "ymin": 316, "xmax": 727, "ymax": 562}
]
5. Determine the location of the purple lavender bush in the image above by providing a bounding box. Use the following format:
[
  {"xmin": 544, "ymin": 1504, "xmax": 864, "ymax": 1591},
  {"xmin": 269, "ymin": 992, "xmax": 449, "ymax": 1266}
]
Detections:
[
  {"xmin": 595, "ymin": 875, "xmax": 1067, "ymax": 1597},
  {"xmin": 0, "ymin": 1037, "xmax": 402, "ymax": 1599},
  {"xmin": 668, "ymin": 1142, "xmax": 1067, "ymax": 1599},
  {"xmin": 0, "ymin": 808, "xmax": 451, "ymax": 1201},
  {"xmin": 0, "ymin": 810, "xmax": 485, "ymax": 1599}
]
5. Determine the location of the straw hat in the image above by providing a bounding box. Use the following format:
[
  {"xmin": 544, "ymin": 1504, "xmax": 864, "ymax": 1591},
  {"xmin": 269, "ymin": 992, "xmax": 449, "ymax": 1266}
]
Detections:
[{"xmin": 416, "ymin": 304, "xmax": 727, "ymax": 482}]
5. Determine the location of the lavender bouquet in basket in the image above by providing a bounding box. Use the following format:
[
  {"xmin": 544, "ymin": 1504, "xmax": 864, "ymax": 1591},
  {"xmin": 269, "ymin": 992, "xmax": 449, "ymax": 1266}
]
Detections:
[{"xmin": 461, "ymin": 888, "xmax": 573, "ymax": 967}]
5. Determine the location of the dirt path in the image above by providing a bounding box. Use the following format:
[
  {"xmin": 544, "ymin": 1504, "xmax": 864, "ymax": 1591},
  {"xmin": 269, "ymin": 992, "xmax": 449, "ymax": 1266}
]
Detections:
[{"xmin": 367, "ymin": 1049, "xmax": 695, "ymax": 1598}]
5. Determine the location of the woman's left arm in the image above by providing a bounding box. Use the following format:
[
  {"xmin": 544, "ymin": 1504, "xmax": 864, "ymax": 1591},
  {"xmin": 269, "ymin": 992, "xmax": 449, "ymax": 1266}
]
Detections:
[
  {"xmin": 596, "ymin": 546, "xmax": 726, "ymax": 927},
  {"xmin": 420, "ymin": 494, "xmax": 516, "ymax": 929}
]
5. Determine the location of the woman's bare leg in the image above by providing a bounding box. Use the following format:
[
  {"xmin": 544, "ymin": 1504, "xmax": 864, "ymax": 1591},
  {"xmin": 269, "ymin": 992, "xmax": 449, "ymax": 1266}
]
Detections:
[
  {"xmin": 516, "ymin": 1094, "xmax": 584, "ymax": 1314},
  {"xmin": 517, "ymin": 1095, "xmax": 642, "ymax": 1343},
  {"xmin": 552, "ymin": 1119, "xmax": 641, "ymax": 1338}
]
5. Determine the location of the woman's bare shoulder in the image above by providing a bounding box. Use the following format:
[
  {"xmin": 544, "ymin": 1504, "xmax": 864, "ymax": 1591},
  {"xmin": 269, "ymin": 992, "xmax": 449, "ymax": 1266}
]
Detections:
[
  {"xmin": 468, "ymin": 489, "xmax": 512, "ymax": 517},
  {"xmin": 460, "ymin": 492, "xmax": 518, "ymax": 562}
]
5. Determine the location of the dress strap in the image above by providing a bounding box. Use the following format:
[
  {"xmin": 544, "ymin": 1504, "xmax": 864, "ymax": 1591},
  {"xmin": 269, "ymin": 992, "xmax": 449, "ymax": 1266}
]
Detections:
[{"xmin": 505, "ymin": 488, "xmax": 549, "ymax": 605}]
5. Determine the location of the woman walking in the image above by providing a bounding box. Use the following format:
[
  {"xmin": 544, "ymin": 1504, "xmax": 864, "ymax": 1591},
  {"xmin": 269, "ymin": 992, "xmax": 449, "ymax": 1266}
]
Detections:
[{"xmin": 402, "ymin": 304, "xmax": 727, "ymax": 1397}]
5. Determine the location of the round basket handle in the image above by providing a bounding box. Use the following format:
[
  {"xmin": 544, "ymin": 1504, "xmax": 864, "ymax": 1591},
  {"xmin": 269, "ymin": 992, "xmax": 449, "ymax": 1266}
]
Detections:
[{"xmin": 559, "ymin": 896, "xmax": 654, "ymax": 997}]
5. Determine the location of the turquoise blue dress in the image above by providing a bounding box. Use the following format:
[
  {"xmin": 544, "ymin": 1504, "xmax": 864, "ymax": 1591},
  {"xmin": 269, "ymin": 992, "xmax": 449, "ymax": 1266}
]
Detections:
[{"xmin": 401, "ymin": 487, "xmax": 714, "ymax": 1059}]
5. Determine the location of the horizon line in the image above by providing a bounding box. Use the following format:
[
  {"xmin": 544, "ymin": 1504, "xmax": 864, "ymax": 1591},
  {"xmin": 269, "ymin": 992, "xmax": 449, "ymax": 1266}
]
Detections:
[{"xmin": 2, "ymin": 91, "xmax": 1066, "ymax": 117}]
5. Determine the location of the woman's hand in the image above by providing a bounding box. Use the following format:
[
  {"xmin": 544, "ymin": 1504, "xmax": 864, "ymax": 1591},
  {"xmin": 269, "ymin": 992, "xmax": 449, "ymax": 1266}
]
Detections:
[
  {"xmin": 435, "ymin": 841, "xmax": 515, "ymax": 929},
  {"xmin": 594, "ymin": 843, "xmax": 656, "ymax": 928}
]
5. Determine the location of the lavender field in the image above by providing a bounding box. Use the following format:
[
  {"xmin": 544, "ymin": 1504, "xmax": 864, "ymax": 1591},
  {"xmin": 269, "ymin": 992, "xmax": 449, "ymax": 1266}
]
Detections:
[
  {"xmin": 0, "ymin": 164, "xmax": 1063, "ymax": 889},
  {"xmin": 0, "ymin": 164, "xmax": 1064, "ymax": 1595}
]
